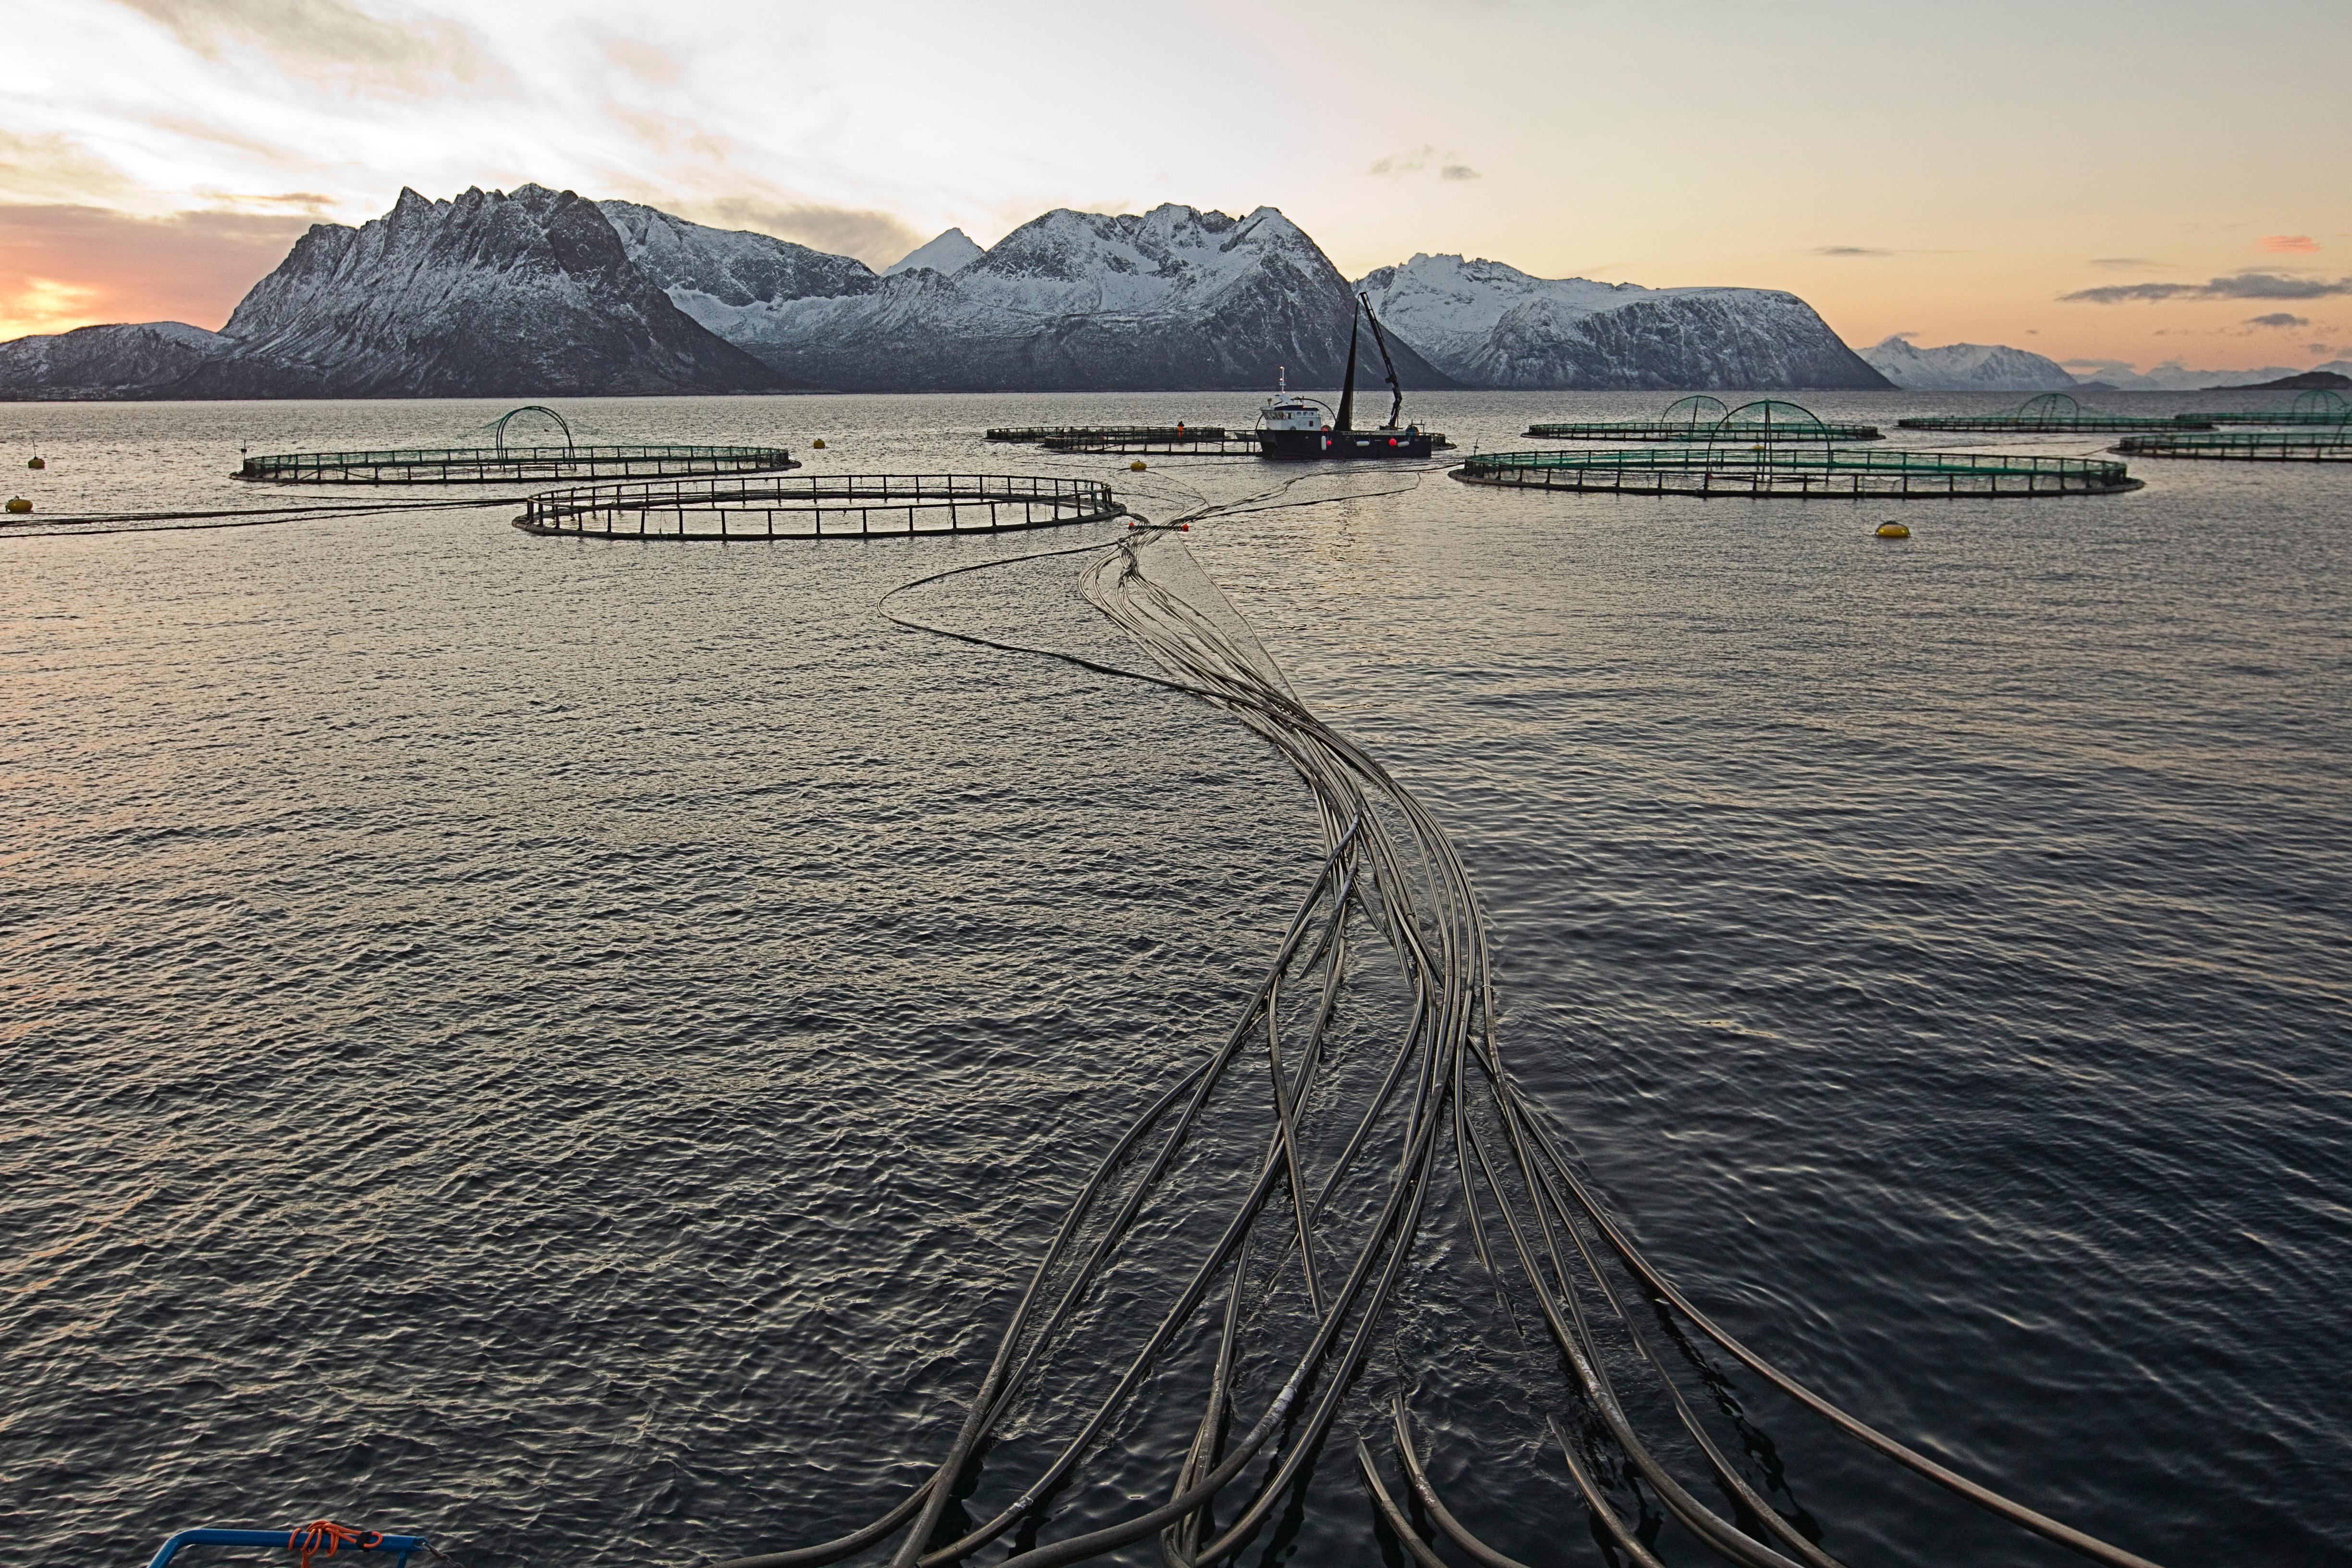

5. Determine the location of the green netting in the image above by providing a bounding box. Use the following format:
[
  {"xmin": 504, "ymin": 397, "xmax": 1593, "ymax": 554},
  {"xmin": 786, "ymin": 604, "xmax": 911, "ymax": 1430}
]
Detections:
[
  {"xmin": 1528, "ymin": 395, "xmax": 1880, "ymax": 442},
  {"xmin": 1661, "ymin": 394, "xmax": 1730, "ymax": 426},
  {"xmin": 1455, "ymin": 445, "xmax": 2138, "ymax": 497},
  {"xmin": 1898, "ymin": 391, "xmax": 2206, "ymax": 433}
]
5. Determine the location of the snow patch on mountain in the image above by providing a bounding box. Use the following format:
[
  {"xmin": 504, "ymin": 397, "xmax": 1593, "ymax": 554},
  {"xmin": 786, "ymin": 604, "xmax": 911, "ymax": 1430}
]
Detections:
[
  {"xmin": 1861, "ymin": 335, "xmax": 2077, "ymax": 392},
  {"xmin": 1355, "ymin": 253, "xmax": 1887, "ymax": 391},
  {"xmin": 884, "ymin": 228, "xmax": 984, "ymax": 276}
]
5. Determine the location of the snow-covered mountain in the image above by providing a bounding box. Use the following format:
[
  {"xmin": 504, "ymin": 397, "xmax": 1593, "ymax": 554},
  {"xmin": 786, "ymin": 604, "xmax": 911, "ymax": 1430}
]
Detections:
[
  {"xmin": 0, "ymin": 321, "xmax": 232, "ymax": 400},
  {"xmin": 0, "ymin": 191, "xmax": 1890, "ymax": 399},
  {"xmin": 163, "ymin": 185, "xmax": 781, "ymax": 397},
  {"xmin": 884, "ymin": 228, "xmax": 984, "ymax": 276},
  {"xmin": 1354, "ymin": 254, "xmax": 1886, "ymax": 391},
  {"xmin": 1860, "ymin": 335, "xmax": 2076, "ymax": 392},
  {"xmin": 652, "ymin": 203, "xmax": 1450, "ymax": 392}
]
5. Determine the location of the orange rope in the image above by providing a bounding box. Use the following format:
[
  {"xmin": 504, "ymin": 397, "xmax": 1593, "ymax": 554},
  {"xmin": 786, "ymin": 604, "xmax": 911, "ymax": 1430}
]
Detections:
[{"xmin": 289, "ymin": 1521, "xmax": 384, "ymax": 1568}]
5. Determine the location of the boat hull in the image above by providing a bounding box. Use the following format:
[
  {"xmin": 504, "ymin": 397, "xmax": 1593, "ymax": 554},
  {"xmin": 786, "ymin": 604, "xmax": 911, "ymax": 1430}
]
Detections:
[{"xmin": 1257, "ymin": 428, "xmax": 1433, "ymax": 461}]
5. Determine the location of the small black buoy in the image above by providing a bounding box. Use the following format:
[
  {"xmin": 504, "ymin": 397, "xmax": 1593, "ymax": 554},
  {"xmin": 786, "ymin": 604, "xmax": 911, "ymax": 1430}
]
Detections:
[{"xmin": 27, "ymin": 456, "xmax": 45, "ymax": 470}]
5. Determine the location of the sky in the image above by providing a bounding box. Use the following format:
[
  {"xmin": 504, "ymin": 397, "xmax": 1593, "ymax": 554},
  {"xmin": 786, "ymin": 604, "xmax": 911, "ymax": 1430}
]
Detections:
[{"xmin": 8, "ymin": 0, "xmax": 2350, "ymax": 376}]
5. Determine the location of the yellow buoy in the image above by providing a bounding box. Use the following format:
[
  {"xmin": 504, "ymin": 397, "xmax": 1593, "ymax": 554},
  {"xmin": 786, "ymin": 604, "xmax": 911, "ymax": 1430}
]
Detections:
[
  {"xmin": 6, "ymin": 497, "xmax": 32, "ymax": 514},
  {"xmin": 1129, "ymin": 460, "xmax": 1148, "ymax": 472},
  {"xmin": 1875, "ymin": 521, "xmax": 1910, "ymax": 539},
  {"xmin": 26, "ymin": 456, "xmax": 44, "ymax": 470},
  {"xmin": 812, "ymin": 438, "xmax": 826, "ymax": 449}
]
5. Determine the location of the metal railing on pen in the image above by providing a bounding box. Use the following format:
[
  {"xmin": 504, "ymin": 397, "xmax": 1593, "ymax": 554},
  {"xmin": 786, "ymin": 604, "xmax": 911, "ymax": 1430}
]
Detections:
[
  {"xmin": 1454, "ymin": 444, "xmax": 2141, "ymax": 498},
  {"xmin": 239, "ymin": 444, "xmax": 799, "ymax": 485},
  {"xmin": 512, "ymin": 473, "xmax": 1129, "ymax": 539}
]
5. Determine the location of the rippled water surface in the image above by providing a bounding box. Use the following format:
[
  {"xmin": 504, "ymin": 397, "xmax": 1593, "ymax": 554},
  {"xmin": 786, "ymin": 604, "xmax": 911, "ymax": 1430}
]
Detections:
[{"xmin": 4, "ymin": 392, "xmax": 2347, "ymax": 1568}]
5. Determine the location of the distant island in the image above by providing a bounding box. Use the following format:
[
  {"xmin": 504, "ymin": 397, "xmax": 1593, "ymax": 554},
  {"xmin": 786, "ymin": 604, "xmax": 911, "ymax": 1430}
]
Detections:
[{"xmin": 2201, "ymin": 369, "xmax": 2352, "ymax": 392}]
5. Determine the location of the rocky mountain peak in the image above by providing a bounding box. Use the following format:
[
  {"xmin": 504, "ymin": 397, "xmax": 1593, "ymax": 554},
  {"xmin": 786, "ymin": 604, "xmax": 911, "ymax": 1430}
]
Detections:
[{"xmin": 883, "ymin": 227, "xmax": 984, "ymax": 277}]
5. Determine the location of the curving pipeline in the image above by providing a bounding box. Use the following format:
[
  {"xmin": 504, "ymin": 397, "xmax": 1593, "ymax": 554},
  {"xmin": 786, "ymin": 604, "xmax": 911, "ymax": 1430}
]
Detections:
[{"xmin": 718, "ymin": 473, "xmax": 2170, "ymax": 1568}]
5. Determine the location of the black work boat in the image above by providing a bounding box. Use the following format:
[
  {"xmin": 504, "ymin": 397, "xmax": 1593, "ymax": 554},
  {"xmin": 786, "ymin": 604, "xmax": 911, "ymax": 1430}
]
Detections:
[{"xmin": 1256, "ymin": 294, "xmax": 1434, "ymax": 460}]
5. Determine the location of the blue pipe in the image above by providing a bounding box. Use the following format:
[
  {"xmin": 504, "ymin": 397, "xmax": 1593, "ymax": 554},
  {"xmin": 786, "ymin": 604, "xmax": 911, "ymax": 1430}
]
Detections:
[{"xmin": 147, "ymin": 1528, "xmax": 428, "ymax": 1568}]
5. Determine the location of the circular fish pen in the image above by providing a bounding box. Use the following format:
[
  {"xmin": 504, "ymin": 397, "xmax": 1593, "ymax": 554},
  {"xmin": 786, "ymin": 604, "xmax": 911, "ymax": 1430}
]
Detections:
[
  {"xmin": 2180, "ymin": 389, "xmax": 2352, "ymax": 426},
  {"xmin": 1528, "ymin": 394, "xmax": 1882, "ymax": 442},
  {"xmin": 1898, "ymin": 392, "xmax": 2209, "ymax": 433},
  {"xmin": 1454, "ymin": 445, "xmax": 2140, "ymax": 498},
  {"xmin": 238, "ymin": 405, "xmax": 798, "ymax": 484},
  {"xmin": 512, "ymin": 473, "xmax": 1127, "ymax": 539},
  {"xmin": 2113, "ymin": 422, "xmax": 2352, "ymax": 462}
]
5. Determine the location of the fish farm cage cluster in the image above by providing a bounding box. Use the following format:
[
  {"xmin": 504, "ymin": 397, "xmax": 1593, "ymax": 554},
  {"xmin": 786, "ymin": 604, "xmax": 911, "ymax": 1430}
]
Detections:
[
  {"xmin": 1454, "ymin": 446, "xmax": 2140, "ymax": 498},
  {"xmin": 512, "ymin": 474, "xmax": 1127, "ymax": 539},
  {"xmin": 1897, "ymin": 392, "xmax": 2210, "ymax": 434},
  {"xmin": 238, "ymin": 406, "xmax": 798, "ymax": 484},
  {"xmin": 1527, "ymin": 394, "xmax": 1883, "ymax": 442},
  {"xmin": 2114, "ymin": 422, "xmax": 2352, "ymax": 462},
  {"xmin": 988, "ymin": 425, "xmax": 1229, "ymax": 444}
]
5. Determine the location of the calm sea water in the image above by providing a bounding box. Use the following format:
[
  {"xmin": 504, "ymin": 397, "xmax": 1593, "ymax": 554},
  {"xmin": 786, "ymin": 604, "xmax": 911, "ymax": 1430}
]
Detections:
[{"xmin": 3, "ymin": 391, "xmax": 2346, "ymax": 1568}]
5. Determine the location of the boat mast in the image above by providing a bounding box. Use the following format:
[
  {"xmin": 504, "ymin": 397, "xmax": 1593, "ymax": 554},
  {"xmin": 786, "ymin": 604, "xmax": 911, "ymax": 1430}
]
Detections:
[
  {"xmin": 1334, "ymin": 309, "xmax": 1360, "ymax": 432},
  {"xmin": 1360, "ymin": 292, "xmax": 1405, "ymax": 429}
]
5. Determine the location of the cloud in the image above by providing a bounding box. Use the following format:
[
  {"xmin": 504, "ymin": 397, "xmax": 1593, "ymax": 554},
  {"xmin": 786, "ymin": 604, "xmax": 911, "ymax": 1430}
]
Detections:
[
  {"xmin": 0, "ymin": 130, "xmax": 136, "ymax": 205},
  {"xmin": 1371, "ymin": 146, "xmax": 1480, "ymax": 181},
  {"xmin": 1807, "ymin": 245, "xmax": 1968, "ymax": 258},
  {"xmin": 1369, "ymin": 146, "xmax": 1435, "ymax": 177},
  {"xmin": 2259, "ymin": 234, "xmax": 2319, "ymax": 253},
  {"xmin": 0, "ymin": 203, "xmax": 313, "ymax": 340},
  {"xmin": 600, "ymin": 38, "xmax": 682, "ymax": 87},
  {"xmin": 681, "ymin": 197, "xmax": 925, "ymax": 268},
  {"xmin": 107, "ymin": 0, "xmax": 507, "ymax": 97},
  {"xmin": 2245, "ymin": 312, "xmax": 2310, "ymax": 329},
  {"xmin": 2061, "ymin": 272, "xmax": 2352, "ymax": 304},
  {"xmin": 2090, "ymin": 257, "xmax": 2160, "ymax": 270}
]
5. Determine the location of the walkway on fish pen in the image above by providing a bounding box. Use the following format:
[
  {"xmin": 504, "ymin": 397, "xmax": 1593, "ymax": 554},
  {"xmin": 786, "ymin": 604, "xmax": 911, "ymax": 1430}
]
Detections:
[
  {"xmin": 2114, "ymin": 427, "xmax": 2352, "ymax": 462},
  {"xmin": 1454, "ymin": 446, "xmax": 2140, "ymax": 497},
  {"xmin": 511, "ymin": 473, "xmax": 1127, "ymax": 539},
  {"xmin": 240, "ymin": 444, "xmax": 800, "ymax": 484},
  {"xmin": 987, "ymin": 425, "xmax": 1228, "ymax": 444},
  {"xmin": 1898, "ymin": 392, "xmax": 2209, "ymax": 434},
  {"xmin": 1043, "ymin": 431, "xmax": 1455, "ymax": 455},
  {"xmin": 1043, "ymin": 432, "xmax": 1268, "ymax": 455}
]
